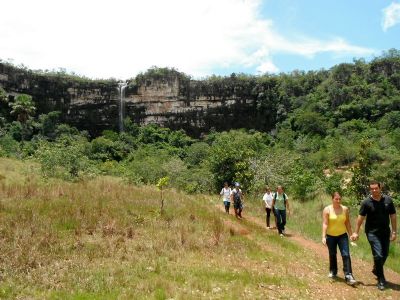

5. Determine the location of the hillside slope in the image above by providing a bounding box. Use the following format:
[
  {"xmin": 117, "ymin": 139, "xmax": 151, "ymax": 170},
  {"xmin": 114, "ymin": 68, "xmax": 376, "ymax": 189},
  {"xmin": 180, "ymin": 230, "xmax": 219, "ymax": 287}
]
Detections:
[{"xmin": 0, "ymin": 158, "xmax": 399, "ymax": 299}]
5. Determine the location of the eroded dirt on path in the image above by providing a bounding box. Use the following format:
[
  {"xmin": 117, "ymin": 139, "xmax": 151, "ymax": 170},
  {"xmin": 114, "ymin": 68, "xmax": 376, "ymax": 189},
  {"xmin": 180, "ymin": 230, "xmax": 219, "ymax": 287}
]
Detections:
[{"xmin": 216, "ymin": 204, "xmax": 400, "ymax": 299}]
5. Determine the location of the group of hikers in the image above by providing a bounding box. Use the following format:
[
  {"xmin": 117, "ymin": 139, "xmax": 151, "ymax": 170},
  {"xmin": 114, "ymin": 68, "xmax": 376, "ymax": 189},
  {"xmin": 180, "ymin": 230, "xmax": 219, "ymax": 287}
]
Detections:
[
  {"xmin": 220, "ymin": 182, "xmax": 290, "ymax": 235},
  {"xmin": 220, "ymin": 180, "xmax": 397, "ymax": 291}
]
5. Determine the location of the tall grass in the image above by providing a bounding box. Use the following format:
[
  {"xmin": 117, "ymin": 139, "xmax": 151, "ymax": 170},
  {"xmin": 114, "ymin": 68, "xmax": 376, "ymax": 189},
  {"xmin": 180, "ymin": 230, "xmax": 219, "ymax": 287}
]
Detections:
[{"xmin": 0, "ymin": 158, "xmax": 314, "ymax": 299}]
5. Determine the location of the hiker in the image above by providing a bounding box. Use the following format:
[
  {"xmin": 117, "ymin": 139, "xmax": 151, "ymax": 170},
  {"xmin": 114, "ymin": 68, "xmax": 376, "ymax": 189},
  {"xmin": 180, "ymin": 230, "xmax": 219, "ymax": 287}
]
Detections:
[
  {"xmin": 262, "ymin": 186, "xmax": 275, "ymax": 229},
  {"xmin": 231, "ymin": 182, "xmax": 243, "ymax": 219},
  {"xmin": 351, "ymin": 181, "xmax": 397, "ymax": 291},
  {"xmin": 220, "ymin": 181, "xmax": 232, "ymax": 214},
  {"xmin": 272, "ymin": 186, "xmax": 290, "ymax": 237},
  {"xmin": 322, "ymin": 192, "xmax": 357, "ymax": 285}
]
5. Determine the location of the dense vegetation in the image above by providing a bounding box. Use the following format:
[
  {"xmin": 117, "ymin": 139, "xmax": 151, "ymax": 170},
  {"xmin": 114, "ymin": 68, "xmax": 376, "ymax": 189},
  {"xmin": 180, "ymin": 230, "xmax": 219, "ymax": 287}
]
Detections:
[{"xmin": 1, "ymin": 50, "xmax": 400, "ymax": 204}]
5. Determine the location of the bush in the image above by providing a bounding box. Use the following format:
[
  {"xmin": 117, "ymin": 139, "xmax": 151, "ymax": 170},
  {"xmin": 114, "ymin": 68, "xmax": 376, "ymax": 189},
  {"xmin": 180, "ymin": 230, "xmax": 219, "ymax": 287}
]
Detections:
[
  {"xmin": 34, "ymin": 136, "xmax": 95, "ymax": 181},
  {"xmin": 122, "ymin": 147, "xmax": 171, "ymax": 184},
  {"xmin": 250, "ymin": 150, "xmax": 299, "ymax": 193},
  {"xmin": 207, "ymin": 130, "xmax": 267, "ymax": 191},
  {"xmin": 0, "ymin": 134, "xmax": 20, "ymax": 157},
  {"xmin": 323, "ymin": 172, "xmax": 344, "ymax": 195},
  {"xmin": 289, "ymin": 166, "xmax": 322, "ymax": 201},
  {"xmin": 184, "ymin": 142, "xmax": 210, "ymax": 166},
  {"xmin": 89, "ymin": 136, "xmax": 127, "ymax": 162}
]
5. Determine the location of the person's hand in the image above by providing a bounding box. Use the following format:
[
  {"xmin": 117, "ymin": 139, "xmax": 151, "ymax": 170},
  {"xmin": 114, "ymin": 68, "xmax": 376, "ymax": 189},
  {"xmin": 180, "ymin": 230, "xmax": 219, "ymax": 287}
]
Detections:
[
  {"xmin": 350, "ymin": 233, "xmax": 359, "ymax": 241},
  {"xmin": 322, "ymin": 237, "xmax": 326, "ymax": 246},
  {"xmin": 390, "ymin": 232, "xmax": 397, "ymax": 241}
]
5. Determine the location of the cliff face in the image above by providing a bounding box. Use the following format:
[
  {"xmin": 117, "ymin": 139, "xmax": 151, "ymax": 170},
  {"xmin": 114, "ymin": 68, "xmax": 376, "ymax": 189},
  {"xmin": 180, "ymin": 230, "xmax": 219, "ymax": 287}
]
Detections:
[{"xmin": 0, "ymin": 63, "xmax": 264, "ymax": 137}]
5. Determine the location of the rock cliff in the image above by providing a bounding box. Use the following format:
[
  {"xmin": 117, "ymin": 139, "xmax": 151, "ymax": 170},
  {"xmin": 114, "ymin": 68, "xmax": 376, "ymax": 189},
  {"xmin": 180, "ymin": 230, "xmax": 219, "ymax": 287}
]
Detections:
[{"xmin": 0, "ymin": 63, "xmax": 267, "ymax": 137}]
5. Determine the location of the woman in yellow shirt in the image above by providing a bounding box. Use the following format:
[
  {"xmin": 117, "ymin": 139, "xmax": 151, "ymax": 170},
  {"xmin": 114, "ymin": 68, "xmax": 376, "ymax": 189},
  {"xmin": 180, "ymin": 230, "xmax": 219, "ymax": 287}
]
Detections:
[{"xmin": 322, "ymin": 192, "xmax": 356, "ymax": 285}]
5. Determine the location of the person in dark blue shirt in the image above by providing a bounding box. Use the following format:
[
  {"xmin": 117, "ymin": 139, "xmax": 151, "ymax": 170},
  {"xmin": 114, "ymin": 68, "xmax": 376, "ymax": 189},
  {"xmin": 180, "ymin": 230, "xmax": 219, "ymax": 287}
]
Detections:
[{"xmin": 351, "ymin": 181, "xmax": 397, "ymax": 291}]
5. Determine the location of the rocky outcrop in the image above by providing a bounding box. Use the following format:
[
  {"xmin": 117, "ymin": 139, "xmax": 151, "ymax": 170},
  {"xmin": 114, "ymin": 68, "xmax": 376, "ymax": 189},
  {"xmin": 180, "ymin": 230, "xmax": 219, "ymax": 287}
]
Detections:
[{"xmin": 0, "ymin": 63, "xmax": 264, "ymax": 137}]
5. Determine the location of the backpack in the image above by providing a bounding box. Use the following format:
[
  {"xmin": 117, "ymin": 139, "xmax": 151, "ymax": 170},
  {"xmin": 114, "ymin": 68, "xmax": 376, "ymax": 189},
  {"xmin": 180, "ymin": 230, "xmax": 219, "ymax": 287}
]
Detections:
[
  {"xmin": 233, "ymin": 189, "xmax": 242, "ymax": 203},
  {"xmin": 273, "ymin": 192, "xmax": 287, "ymax": 204}
]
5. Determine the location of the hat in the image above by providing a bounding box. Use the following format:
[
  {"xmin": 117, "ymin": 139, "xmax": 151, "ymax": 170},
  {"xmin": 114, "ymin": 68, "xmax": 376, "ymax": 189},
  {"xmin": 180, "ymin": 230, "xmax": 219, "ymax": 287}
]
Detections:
[{"xmin": 235, "ymin": 182, "xmax": 240, "ymax": 187}]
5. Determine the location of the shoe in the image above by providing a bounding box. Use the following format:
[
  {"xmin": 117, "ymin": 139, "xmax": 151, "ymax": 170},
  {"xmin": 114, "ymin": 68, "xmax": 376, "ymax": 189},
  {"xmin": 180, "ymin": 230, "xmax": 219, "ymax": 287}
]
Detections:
[
  {"xmin": 267, "ymin": 226, "xmax": 270, "ymax": 229},
  {"xmin": 328, "ymin": 272, "xmax": 337, "ymax": 279},
  {"xmin": 279, "ymin": 234, "xmax": 284, "ymax": 237},
  {"xmin": 345, "ymin": 274, "xmax": 357, "ymax": 286},
  {"xmin": 377, "ymin": 280, "xmax": 385, "ymax": 291}
]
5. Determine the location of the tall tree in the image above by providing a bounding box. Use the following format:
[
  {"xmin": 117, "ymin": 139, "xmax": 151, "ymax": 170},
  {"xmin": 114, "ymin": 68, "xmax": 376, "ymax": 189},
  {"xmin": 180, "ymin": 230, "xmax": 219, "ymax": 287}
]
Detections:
[{"xmin": 9, "ymin": 94, "xmax": 36, "ymax": 123}]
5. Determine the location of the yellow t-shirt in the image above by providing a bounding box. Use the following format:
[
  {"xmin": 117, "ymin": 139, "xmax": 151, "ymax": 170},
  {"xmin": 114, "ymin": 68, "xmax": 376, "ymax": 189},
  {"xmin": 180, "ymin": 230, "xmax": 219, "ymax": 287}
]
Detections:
[{"xmin": 326, "ymin": 205, "xmax": 347, "ymax": 236}]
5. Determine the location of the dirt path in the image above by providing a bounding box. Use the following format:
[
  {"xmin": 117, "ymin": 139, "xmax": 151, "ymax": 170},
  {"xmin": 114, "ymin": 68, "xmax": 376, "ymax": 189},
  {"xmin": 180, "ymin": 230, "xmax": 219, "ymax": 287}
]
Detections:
[{"xmin": 216, "ymin": 204, "xmax": 400, "ymax": 299}]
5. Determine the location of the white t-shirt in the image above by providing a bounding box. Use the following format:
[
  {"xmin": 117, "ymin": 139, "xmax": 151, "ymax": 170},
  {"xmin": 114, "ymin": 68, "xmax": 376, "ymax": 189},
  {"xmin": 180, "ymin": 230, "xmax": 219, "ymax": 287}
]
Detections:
[
  {"xmin": 220, "ymin": 187, "xmax": 231, "ymax": 202},
  {"xmin": 263, "ymin": 192, "xmax": 274, "ymax": 208}
]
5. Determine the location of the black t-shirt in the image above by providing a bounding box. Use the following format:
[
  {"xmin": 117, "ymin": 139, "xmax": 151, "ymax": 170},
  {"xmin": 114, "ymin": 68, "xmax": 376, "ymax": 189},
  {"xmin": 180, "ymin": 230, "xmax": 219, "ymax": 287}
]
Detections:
[{"xmin": 359, "ymin": 195, "xmax": 396, "ymax": 234}]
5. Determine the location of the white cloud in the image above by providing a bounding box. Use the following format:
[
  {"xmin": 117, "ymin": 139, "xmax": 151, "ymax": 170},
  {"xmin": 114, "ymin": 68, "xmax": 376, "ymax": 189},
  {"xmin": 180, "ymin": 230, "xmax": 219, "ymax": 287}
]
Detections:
[
  {"xmin": 256, "ymin": 61, "xmax": 279, "ymax": 74},
  {"xmin": 382, "ymin": 2, "xmax": 400, "ymax": 32},
  {"xmin": 0, "ymin": 0, "xmax": 375, "ymax": 79}
]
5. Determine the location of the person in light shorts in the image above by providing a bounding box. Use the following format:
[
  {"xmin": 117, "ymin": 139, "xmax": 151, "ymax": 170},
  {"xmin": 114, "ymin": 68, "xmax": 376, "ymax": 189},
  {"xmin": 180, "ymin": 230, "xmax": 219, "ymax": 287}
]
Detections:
[{"xmin": 220, "ymin": 181, "xmax": 232, "ymax": 214}]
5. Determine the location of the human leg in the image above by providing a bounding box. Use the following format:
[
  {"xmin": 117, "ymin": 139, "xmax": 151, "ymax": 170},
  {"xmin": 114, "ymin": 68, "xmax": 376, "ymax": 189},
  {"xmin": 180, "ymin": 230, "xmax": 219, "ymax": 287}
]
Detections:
[
  {"xmin": 280, "ymin": 209, "xmax": 287, "ymax": 233},
  {"xmin": 266, "ymin": 208, "xmax": 271, "ymax": 227},
  {"xmin": 275, "ymin": 209, "xmax": 283, "ymax": 234},
  {"xmin": 367, "ymin": 232, "xmax": 389, "ymax": 289},
  {"xmin": 326, "ymin": 235, "xmax": 338, "ymax": 276},
  {"xmin": 337, "ymin": 233, "xmax": 356, "ymax": 285},
  {"xmin": 224, "ymin": 201, "xmax": 230, "ymax": 213},
  {"xmin": 233, "ymin": 202, "xmax": 239, "ymax": 218}
]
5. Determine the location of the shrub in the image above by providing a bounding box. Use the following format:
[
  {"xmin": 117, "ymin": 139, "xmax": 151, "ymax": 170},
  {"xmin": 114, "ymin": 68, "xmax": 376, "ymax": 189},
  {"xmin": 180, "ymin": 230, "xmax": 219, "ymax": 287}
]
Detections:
[
  {"xmin": 0, "ymin": 134, "xmax": 20, "ymax": 157},
  {"xmin": 323, "ymin": 172, "xmax": 344, "ymax": 195},
  {"xmin": 34, "ymin": 136, "xmax": 95, "ymax": 180},
  {"xmin": 289, "ymin": 165, "xmax": 322, "ymax": 201},
  {"xmin": 207, "ymin": 130, "xmax": 267, "ymax": 191}
]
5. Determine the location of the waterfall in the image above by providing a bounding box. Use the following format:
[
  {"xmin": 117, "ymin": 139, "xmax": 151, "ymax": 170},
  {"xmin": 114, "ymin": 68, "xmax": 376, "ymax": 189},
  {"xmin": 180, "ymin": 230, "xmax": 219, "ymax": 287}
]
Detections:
[{"xmin": 118, "ymin": 82, "xmax": 128, "ymax": 132}]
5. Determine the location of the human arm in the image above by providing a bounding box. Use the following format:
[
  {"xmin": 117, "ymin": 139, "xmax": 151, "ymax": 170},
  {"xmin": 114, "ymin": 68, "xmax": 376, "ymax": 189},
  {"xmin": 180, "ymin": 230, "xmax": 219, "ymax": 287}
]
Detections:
[
  {"xmin": 285, "ymin": 199, "xmax": 291, "ymax": 215},
  {"xmin": 390, "ymin": 213, "xmax": 397, "ymax": 241},
  {"xmin": 322, "ymin": 207, "xmax": 329, "ymax": 245},
  {"xmin": 344, "ymin": 207, "xmax": 353, "ymax": 237},
  {"xmin": 262, "ymin": 194, "xmax": 266, "ymax": 208},
  {"xmin": 351, "ymin": 215, "xmax": 365, "ymax": 241}
]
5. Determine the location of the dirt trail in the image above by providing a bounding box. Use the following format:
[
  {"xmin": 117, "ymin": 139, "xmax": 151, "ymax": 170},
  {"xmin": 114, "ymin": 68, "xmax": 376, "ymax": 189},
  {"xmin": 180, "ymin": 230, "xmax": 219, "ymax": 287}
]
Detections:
[{"xmin": 217, "ymin": 204, "xmax": 400, "ymax": 299}]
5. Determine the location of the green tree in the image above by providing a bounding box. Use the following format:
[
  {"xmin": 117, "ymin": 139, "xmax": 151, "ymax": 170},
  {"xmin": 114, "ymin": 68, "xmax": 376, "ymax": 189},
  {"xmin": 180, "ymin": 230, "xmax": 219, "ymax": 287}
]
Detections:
[
  {"xmin": 294, "ymin": 110, "xmax": 328, "ymax": 135},
  {"xmin": 349, "ymin": 139, "xmax": 372, "ymax": 202},
  {"xmin": 290, "ymin": 165, "xmax": 321, "ymax": 201},
  {"xmin": 207, "ymin": 130, "xmax": 267, "ymax": 191},
  {"xmin": 9, "ymin": 94, "xmax": 36, "ymax": 124},
  {"xmin": 38, "ymin": 111, "xmax": 61, "ymax": 139}
]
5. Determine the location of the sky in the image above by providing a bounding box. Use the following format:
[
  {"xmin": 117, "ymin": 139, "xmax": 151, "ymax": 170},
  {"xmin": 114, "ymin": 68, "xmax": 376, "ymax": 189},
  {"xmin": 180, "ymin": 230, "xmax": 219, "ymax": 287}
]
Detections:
[{"xmin": 1, "ymin": 0, "xmax": 399, "ymax": 79}]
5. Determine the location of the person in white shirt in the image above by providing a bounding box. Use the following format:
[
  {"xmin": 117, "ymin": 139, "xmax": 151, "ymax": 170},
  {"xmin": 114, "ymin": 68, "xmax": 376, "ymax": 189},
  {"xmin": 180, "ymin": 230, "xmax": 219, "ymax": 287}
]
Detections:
[
  {"xmin": 262, "ymin": 186, "xmax": 275, "ymax": 229},
  {"xmin": 220, "ymin": 181, "xmax": 232, "ymax": 214}
]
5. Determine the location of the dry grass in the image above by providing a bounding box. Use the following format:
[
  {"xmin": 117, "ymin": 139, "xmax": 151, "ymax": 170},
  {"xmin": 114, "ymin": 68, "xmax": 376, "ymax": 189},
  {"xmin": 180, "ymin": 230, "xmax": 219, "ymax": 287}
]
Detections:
[{"xmin": 0, "ymin": 158, "xmax": 341, "ymax": 299}]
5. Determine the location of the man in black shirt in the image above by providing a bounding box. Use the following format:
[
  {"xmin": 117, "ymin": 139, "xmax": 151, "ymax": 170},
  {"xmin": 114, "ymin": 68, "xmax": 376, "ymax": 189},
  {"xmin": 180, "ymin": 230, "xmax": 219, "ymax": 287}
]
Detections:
[{"xmin": 351, "ymin": 181, "xmax": 397, "ymax": 291}]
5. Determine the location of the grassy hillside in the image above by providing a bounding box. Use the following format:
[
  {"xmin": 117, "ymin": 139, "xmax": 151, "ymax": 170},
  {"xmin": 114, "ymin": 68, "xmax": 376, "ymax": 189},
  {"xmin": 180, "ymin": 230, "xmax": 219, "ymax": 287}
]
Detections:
[
  {"xmin": 0, "ymin": 158, "xmax": 299, "ymax": 299},
  {"xmin": 1, "ymin": 157, "xmax": 400, "ymax": 299}
]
